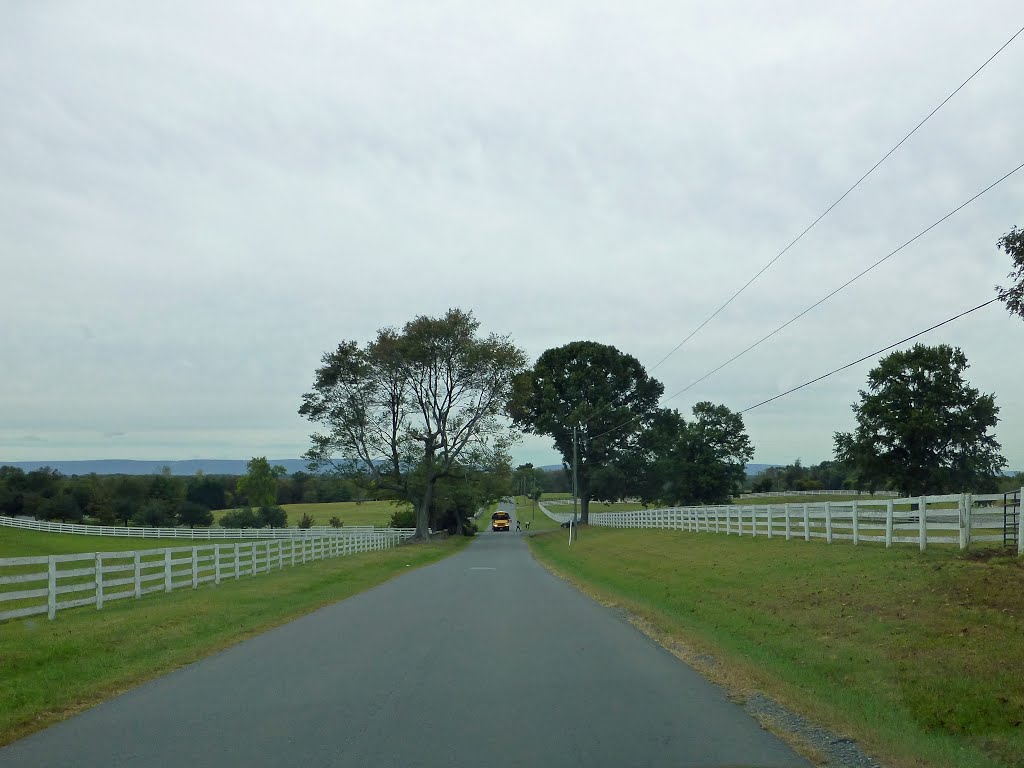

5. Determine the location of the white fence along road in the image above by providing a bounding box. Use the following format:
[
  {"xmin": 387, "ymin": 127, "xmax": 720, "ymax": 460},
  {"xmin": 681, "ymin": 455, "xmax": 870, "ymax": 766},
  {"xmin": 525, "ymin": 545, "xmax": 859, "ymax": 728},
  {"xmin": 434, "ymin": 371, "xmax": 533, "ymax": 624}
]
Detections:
[
  {"xmin": 0, "ymin": 528, "xmax": 416, "ymax": 623},
  {"xmin": 539, "ymin": 489, "xmax": 1024, "ymax": 556}
]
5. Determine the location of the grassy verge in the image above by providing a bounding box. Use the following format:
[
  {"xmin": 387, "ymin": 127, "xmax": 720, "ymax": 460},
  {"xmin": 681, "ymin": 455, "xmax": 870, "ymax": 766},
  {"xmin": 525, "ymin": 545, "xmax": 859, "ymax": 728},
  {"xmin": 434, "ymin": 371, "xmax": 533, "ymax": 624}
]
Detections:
[
  {"xmin": 0, "ymin": 537, "xmax": 467, "ymax": 745},
  {"xmin": 512, "ymin": 496, "xmax": 560, "ymax": 530},
  {"xmin": 528, "ymin": 527, "xmax": 1023, "ymax": 768}
]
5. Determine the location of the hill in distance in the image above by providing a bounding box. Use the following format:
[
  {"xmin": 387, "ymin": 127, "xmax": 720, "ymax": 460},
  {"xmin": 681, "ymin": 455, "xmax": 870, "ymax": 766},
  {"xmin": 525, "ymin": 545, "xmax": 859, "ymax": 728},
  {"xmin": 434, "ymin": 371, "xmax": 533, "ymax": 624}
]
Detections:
[{"xmin": 0, "ymin": 459, "xmax": 313, "ymax": 476}]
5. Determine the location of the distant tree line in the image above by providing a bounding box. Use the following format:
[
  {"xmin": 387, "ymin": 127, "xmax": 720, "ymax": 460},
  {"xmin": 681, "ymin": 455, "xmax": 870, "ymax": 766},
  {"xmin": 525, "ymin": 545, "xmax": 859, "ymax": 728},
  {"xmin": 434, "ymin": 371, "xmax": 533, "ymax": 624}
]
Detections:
[{"xmin": 0, "ymin": 459, "xmax": 392, "ymax": 528}]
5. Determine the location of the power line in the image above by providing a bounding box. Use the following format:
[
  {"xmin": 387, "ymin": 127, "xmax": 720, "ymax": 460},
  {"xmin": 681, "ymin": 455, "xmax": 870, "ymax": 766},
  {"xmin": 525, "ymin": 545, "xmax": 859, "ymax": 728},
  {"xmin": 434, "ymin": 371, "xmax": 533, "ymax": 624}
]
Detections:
[
  {"xmin": 587, "ymin": 159, "xmax": 1022, "ymax": 442},
  {"xmin": 663, "ymin": 160, "xmax": 1023, "ymax": 400},
  {"xmin": 647, "ymin": 23, "xmax": 1024, "ymax": 374},
  {"xmin": 739, "ymin": 298, "xmax": 998, "ymax": 413}
]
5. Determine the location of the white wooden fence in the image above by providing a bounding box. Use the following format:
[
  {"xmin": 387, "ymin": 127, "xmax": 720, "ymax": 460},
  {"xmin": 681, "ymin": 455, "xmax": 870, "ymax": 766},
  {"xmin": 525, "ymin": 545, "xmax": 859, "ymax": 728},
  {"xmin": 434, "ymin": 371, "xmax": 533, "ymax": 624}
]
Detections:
[
  {"xmin": 0, "ymin": 529, "xmax": 416, "ymax": 623},
  {"xmin": 539, "ymin": 489, "xmax": 1024, "ymax": 556},
  {"xmin": 0, "ymin": 515, "xmax": 389, "ymax": 539}
]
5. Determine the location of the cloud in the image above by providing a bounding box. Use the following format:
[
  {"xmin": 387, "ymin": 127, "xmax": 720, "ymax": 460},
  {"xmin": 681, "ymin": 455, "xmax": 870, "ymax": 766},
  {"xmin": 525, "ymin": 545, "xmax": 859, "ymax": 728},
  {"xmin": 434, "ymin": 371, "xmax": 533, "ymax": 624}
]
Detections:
[
  {"xmin": 103, "ymin": 432, "xmax": 127, "ymax": 439},
  {"xmin": 1, "ymin": 1, "xmax": 1022, "ymax": 469}
]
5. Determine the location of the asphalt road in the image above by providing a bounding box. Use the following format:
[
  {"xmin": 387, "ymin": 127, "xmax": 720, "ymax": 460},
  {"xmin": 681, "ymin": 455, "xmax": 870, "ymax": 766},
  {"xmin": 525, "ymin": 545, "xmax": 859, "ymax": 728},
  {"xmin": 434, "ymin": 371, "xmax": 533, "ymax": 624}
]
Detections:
[{"xmin": 0, "ymin": 501, "xmax": 808, "ymax": 768}]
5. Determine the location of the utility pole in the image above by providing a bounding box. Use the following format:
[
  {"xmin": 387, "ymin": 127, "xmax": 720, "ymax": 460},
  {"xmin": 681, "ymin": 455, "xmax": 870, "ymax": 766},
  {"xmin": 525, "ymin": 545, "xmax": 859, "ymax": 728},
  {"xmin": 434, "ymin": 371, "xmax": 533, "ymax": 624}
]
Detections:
[{"xmin": 572, "ymin": 424, "xmax": 580, "ymax": 541}]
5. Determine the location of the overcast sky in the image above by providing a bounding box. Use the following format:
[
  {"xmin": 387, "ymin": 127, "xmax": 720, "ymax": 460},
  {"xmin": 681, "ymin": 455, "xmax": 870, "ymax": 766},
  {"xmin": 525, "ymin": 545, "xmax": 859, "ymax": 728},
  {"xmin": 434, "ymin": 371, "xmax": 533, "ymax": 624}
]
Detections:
[{"xmin": 2, "ymin": 2, "xmax": 1023, "ymax": 472}]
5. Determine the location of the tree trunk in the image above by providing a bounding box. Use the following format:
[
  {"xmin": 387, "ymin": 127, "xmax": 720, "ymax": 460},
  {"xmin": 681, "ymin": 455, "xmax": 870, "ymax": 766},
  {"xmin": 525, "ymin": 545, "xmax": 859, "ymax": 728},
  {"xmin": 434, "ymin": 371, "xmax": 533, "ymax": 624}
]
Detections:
[
  {"xmin": 580, "ymin": 493, "xmax": 591, "ymax": 524},
  {"xmin": 415, "ymin": 483, "xmax": 434, "ymax": 540}
]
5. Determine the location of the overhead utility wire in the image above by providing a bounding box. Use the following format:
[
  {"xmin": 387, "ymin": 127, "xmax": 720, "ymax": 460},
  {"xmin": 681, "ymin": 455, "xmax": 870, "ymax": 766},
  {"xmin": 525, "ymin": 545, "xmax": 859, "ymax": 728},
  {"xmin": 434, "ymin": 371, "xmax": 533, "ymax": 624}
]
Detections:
[
  {"xmin": 739, "ymin": 298, "xmax": 998, "ymax": 413},
  {"xmin": 647, "ymin": 23, "xmax": 1024, "ymax": 375},
  {"xmin": 588, "ymin": 160, "xmax": 1023, "ymax": 442},
  {"xmin": 661, "ymin": 160, "xmax": 1024, "ymax": 400}
]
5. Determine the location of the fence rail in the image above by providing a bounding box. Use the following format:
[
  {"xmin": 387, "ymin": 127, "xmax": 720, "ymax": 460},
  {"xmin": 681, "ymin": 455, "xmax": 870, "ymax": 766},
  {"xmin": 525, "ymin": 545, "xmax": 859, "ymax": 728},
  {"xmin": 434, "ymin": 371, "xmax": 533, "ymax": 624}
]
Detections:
[
  {"xmin": 737, "ymin": 490, "xmax": 902, "ymax": 498},
  {"xmin": 0, "ymin": 515, "xmax": 395, "ymax": 539},
  {"xmin": 540, "ymin": 488, "xmax": 1024, "ymax": 556},
  {"xmin": 0, "ymin": 528, "xmax": 416, "ymax": 623}
]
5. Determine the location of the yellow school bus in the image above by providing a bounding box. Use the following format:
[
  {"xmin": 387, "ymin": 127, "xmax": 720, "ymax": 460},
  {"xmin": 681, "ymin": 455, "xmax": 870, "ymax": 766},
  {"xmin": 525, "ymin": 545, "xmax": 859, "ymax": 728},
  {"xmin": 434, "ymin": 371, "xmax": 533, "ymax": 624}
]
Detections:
[{"xmin": 491, "ymin": 511, "xmax": 511, "ymax": 532}]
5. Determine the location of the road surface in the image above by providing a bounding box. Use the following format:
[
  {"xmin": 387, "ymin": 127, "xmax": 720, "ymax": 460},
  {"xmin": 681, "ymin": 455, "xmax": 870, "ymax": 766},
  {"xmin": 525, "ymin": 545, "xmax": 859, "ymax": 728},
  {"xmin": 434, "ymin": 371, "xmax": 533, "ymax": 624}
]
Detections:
[{"xmin": 0, "ymin": 500, "xmax": 808, "ymax": 767}]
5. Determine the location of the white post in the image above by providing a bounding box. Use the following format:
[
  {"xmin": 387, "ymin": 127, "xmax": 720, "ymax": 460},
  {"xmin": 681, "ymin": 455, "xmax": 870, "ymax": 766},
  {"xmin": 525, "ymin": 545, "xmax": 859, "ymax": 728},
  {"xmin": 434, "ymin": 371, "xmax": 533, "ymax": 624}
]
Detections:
[
  {"xmin": 234, "ymin": 543, "xmax": 240, "ymax": 579},
  {"xmin": 47, "ymin": 555, "xmax": 57, "ymax": 620},
  {"xmin": 191, "ymin": 548, "xmax": 199, "ymax": 588},
  {"xmin": 852, "ymin": 501, "xmax": 859, "ymax": 546},
  {"xmin": 885, "ymin": 499, "xmax": 894, "ymax": 548},
  {"xmin": 725, "ymin": 507, "xmax": 731, "ymax": 535},
  {"xmin": 95, "ymin": 553, "xmax": 104, "ymax": 610},
  {"xmin": 251, "ymin": 543, "xmax": 258, "ymax": 576},
  {"xmin": 750, "ymin": 506, "xmax": 756, "ymax": 537},
  {"xmin": 1018, "ymin": 487, "xmax": 1023, "ymax": 557},
  {"xmin": 964, "ymin": 493, "xmax": 973, "ymax": 549},
  {"xmin": 803, "ymin": 503, "xmax": 810, "ymax": 542},
  {"xmin": 958, "ymin": 494, "xmax": 967, "ymax": 551},
  {"xmin": 279, "ymin": 540, "xmax": 285, "ymax": 568},
  {"xmin": 291, "ymin": 539, "xmax": 296, "ymax": 566},
  {"xmin": 214, "ymin": 544, "xmax": 221, "ymax": 584},
  {"xmin": 767, "ymin": 506, "xmax": 773, "ymax": 538},
  {"xmin": 784, "ymin": 503, "xmax": 791, "ymax": 541},
  {"xmin": 134, "ymin": 551, "xmax": 142, "ymax": 598},
  {"xmin": 164, "ymin": 549, "xmax": 172, "ymax": 592},
  {"xmin": 825, "ymin": 502, "xmax": 833, "ymax": 544},
  {"xmin": 715, "ymin": 510, "xmax": 720, "ymax": 534},
  {"xmin": 919, "ymin": 496, "xmax": 927, "ymax": 552}
]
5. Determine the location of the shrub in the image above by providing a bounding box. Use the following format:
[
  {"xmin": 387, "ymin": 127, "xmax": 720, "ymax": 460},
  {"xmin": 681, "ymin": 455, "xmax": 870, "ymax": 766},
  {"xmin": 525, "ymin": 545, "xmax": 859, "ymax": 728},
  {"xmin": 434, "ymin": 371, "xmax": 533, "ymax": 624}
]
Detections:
[
  {"xmin": 133, "ymin": 499, "xmax": 175, "ymax": 528},
  {"xmin": 258, "ymin": 505, "xmax": 288, "ymax": 528},
  {"xmin": 462, "ymin": 518, "xmax": 478, "ymax": 537},
  {"xmin": 178, "ymin": 501, "xmax": 213, "ymax": 528},
  {"xmin": 388, "ymin": 506, "xmax": 416, "ymax": 529},
  {"xmin": 297, "ymin": 512, "xmax": 315, "ymax": 529},
  {"xmin": 329, "ymin": 516, "xmax": 343, "ymax": 528},
  {"xmin": 219, "ymin": 507, "xmax": 262, "ymax": 529}
]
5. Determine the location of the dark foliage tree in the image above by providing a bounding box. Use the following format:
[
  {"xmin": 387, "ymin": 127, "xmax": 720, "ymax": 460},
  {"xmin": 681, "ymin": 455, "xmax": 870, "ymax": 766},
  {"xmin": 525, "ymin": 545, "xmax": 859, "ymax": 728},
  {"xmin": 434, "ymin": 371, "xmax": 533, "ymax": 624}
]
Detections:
[
  {"xmin": 178, "ymin": 501, "xmax": 213, "ymax": 528},
  {"xmin": 995, "ymin": 225, "xmax": 1024, "ymax": 319},
  {"xmin": 834, "ymin": 344, "xmax": 1005, "ymax": 496},
  {"xmin": 258, "ymin": 505, "xmax": 288, "ymax": 528},
  {"xmin": 133, "ymin": 499, "xmax": 175, "ymax": 528},
  {"xmin": 219, "ymin": 507, "xmax": 262, "ymax": 529},
  {"xmin": 509, "ymin": 341, "xmax": 663, "ymax": 522}
]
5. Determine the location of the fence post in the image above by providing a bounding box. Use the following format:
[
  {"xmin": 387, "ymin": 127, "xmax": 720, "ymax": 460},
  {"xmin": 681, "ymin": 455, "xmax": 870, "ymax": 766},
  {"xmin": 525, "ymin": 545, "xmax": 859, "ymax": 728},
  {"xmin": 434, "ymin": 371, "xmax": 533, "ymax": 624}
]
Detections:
[
  {"xmin": 751, "ymin": 506, "xmax": 757, "ymax": 537},
  {"xmin": 234, "ymin": 543, "xmax": 240, "ymax": 580},
  {"xmin": 767, "ymin": 506, "xmax": 773, "ymax": 538},
  {"xmin": 964, "ymin": 492, "xmax": 973, "ymax": 549},
  {"xmin": 214, "ymin": 544, "xmax": 221, "ymax": 584},
  {"xmin": 191, "ymin": 548, "xmax": 198, "ymax": 588},
  {"xmin": 1018, "ymin": 487, "xmax": 1023, "ymax": 557},
  {"xmin": 852, "ymin": 501, "xmax": 859, "ymax": 545},
  {"xmin": 784, "ymin": 504, "xmax": 791, "ymax": 541},
  {"xmin": 251, "ymin": 543, "xmax": 258, "ymax": 576},
  {"xmin": 95, "ymin": 553, "xmax": 104, "ymax": 610},
  {"xmin": 919, "ymin": 496, "xmax": 928, "ymax": 552},
  {"xmin": 164, "ymin": 549, "xmax": 172, "ymax": 592},
  {"xmin": 47, "ymin": 555, "xmax": 57, "ymax": 620},
  {"xmin": 291, "ymin": 539, "xmax": 296, "ymax": 566},
  {"xmin": 279, "ymin": 541, "xmax": 285, "ymax": 569},
  {"xmin": 803, "ymin": 504, "xmax": 810, "ymax": 541},
  {"xmin": 958, "ymin": 494, "xmax": 967, "ymax": 551},
  {"xmin": 134, "ymin": 551, "xmax": 142, "ymax": 598},
  {"xmin": 885, "ymin": 499, "xmax": 894, "ymax": 548},
  {"xmin": 825, "ymin": 502, "xmax": 833, "ymax": 544}
]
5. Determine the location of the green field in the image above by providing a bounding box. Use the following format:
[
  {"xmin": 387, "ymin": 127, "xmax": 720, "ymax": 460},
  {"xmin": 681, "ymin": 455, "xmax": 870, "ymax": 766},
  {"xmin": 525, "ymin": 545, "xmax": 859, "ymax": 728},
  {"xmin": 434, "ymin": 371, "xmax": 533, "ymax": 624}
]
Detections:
[
  {"xmin": 528, "ymin": 527, "xmax": 1024, "ymax": 768},
  {"xmin": 0, "ymin": 536, "xmax": 466, "ymax": 745},
  {"xmin": 214, "ymin": 500, "xmax": 406, "ymax": 528},
  {"xmin": 732, "ymin": 494, "xmax": 896, "ymax": 505},
  {"xmin": 0, "ymin": 527, "xmax": 243, "ymax": 558}
]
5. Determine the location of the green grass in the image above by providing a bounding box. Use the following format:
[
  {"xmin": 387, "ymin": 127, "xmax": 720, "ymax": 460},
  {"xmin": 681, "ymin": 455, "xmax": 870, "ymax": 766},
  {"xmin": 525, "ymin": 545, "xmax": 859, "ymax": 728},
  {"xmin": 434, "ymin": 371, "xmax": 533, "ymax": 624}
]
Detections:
[
  {"xmin": 214, "ymin": 500, "xmax": 406, "ymax": 528},
  {"xmin": 512, "ymin": 496, "xmax": 560, "ymax": 530},
  {"xmin": 528, "ymin": 527, "xmax": 1024, "ymax": 768},
  {"xmin": 0, "ymin": 536, "xmax": 467, "ymax": 746},
  {"xmin": 733, "ymin": 494, "xmax": 896, "ymax": 505},
  {"xmin": 0, "ymin": 527, "xmax": 239, "ymax": 558}
]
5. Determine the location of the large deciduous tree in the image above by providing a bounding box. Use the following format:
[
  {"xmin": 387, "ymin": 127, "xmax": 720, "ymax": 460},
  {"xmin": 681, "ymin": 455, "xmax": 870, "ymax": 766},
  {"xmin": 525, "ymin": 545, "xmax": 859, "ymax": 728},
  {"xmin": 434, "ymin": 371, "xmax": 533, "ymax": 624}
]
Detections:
[
  {"xmin": 299, "ymin": 309, "xmax": 526, "ymax": 540},
  {"xmin": 509, "ymin": 341, "xmax": 663, "ymax": 523},
  {"xmin": 995, "ymin": 225, "xmax": 1024, "ymax": 320},
  {"xmin": 833, "ymin": 344, "xmax": 1005, "ymax": 496}
]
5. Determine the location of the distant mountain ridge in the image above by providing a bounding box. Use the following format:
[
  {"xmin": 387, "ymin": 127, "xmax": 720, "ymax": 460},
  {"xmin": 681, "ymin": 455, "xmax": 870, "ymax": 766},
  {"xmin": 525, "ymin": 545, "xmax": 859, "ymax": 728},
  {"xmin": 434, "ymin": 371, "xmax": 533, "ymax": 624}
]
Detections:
[{"xmin": 0, "ymin": 459, "xmax": 313, "ymax": 476}]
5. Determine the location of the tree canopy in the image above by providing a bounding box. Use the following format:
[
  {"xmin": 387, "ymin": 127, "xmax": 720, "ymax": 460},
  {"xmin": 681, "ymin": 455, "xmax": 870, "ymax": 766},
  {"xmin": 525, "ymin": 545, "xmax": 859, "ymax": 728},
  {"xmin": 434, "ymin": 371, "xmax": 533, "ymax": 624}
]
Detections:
[
  {"xmin": 299, "ymin": 308, "xmax": 526, "ymax": 539},
  {"xmin": 833, "ymin": 344, "xmax": 1005, "ymax": 496},
  {"xmin": 995, "ymin": 225, "xmax": 1024, "ymax": 320},
  {"xmin": 509, "ymin": 340, "xmax": 663, "ymax": 522}
]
